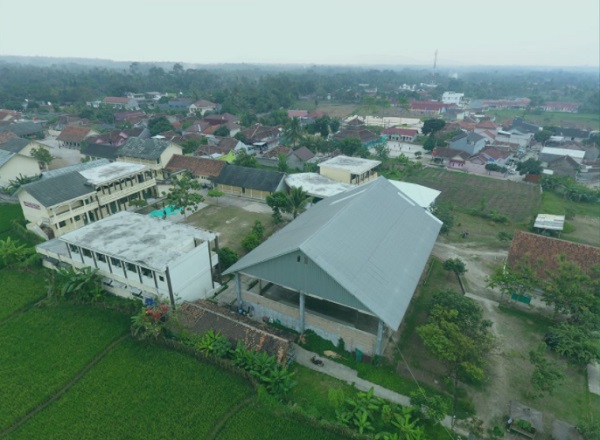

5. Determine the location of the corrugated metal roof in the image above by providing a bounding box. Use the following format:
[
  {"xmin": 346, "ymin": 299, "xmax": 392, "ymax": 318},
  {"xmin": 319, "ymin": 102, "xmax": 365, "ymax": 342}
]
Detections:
[
  {"xmin": 41, "ymin": 159, "xmax": 110, "ymax": 179},
  {"xmin": 119, "ymin": 138, "xmax": 172, "ymax": 160},
  {"xmin": 214, "ymin": 165, "xmax": 285, "ymax": 192},
  {"xmin": 0, "ymin": 137, "xmax": 31, "ymax": 154},
  {"xmin": 20, "ymin": 172, "xmax": 93, "ymax": 207},
  {"xmin": 225, "ymin": 177, "xmax": 442, "ymax": 330}
]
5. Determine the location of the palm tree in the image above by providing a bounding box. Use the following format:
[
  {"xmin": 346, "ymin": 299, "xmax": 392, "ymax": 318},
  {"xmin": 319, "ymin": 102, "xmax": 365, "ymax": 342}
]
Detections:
[
  {"xmin": 285, "ymin": 186, "xmax": 310, "ymax": 219},
  {"xmin": 285, "ymin": 117, "xmax": 304, "ymax": 148}
]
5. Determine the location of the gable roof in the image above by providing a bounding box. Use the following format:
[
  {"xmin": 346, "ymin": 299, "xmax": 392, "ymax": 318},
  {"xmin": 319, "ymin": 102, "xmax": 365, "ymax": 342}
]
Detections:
[
  {"xmin": 57, "ymin": 126, "xmax": 93, "ymax": 143},
  {"xmin": 103, "ymin": 97, "xmax": 130, "ymax": 104},
  {"xmin": 0, "ymin": 122, "xmax": 44, "ymax": 136},
  {"xmin": 291, "ymin": 146, "xmax": 315, "ymax": 162},
  {"xmin": 0, "ymin": 149, "xmax": 16, "ymax": 168},
  {"xmin": 82, "ymin": 143, "xmax": 122, "ymax": 161},
  {"xmin": 191, "ymin": 99, "xmax": 217, "ymax": 108},
  {"xmin": 20, "ymin": 171, "xmax": 93, "ymax": 206},
  {"xmin": 480, "ymin": 146, "xmax": 511, "ymax": 160},
  {"xmin": 0, "ymin": 137, "xmax": 32, "ymax": 154},
  {"xmin": 507, "ymin": 231, "xmax": 600, "ymax": 280},
  {"xmin": 263, "ymin": 146, "xmax": 292, "ymax": 159},
  {"xmin": 214, "ymin": 165, "xmax": 285, "ymax": 192},
  {"xmin": 432, "ymin": 147, "xmax": 470, "ymax": 160},
  {"xmin": 0, "ymin": 131, "xmax": 17, "ymax": 145},
  {"xmin": 476, "ymin": 120, "xmax": 497, "ymax": 130},
  {"xmin": 119, "ymin": 138, "xmax": 174, "ymax": 160},
  {"xmin": 164, "ymin": 154, "xmax": 226, "ymax": 178},
  {"xmin": 381, "ymin": 127, "xmax": 418, "ymax": 137},
  {"xmin": 41, "ymin": 159, "xmax": 110, "ymax": 180},
  {"xmin": 224, "ymin": 177, "xmax": 442, "ymax": 330},
  {"xmin": 288, "ymin": 110, "xmax": 308, "ymax": 118}
]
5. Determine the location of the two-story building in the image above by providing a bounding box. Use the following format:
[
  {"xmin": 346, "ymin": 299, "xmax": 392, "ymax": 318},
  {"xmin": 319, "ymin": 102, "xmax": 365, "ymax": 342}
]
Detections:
[
  {"xmin": 318, "ymin": 155, "xmax": 381, "ymax": 185},
  {"xmin": 36, "ymin": 211, "xmax": 219, "ymax": 306},
  {"xmin": 117, "ymin": 138, "xmax": 182, "ymax": 180},
  {"xmin": 17, "ymin": 161, "xmax": 158, "ymax": 238}
]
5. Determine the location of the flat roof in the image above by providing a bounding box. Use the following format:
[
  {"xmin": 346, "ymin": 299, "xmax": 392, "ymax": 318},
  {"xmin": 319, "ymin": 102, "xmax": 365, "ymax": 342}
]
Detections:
[
  {"xmin": 285, "ymin": 173, "xmax": 352, "ymax": 198},
  {"xmin": 58, "ymin": 211, "xmax": 216, "ymax": 271},
  {"xmin": 318, "ymin": 155, "xmax": 381, "ymax": 174},
  {"xmin": 534, "ymin": 214, "xmax": 565, "ymax": 231},
  {"xmin": 79, "ymin": 162, "xmax": 146, "ymax": 184}
]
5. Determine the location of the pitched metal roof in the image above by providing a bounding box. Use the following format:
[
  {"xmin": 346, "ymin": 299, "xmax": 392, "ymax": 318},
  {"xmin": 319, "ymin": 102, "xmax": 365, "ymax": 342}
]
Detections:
[
  {"xmin": 41, "ymin": 159, "xmax": 110, "ymax": 179},
  {"xmin": 0, "ymin": 149, "xmax": 15, "ymax": 168},
  {"xmin": 214, "ymin": 165, "xmax": 285, "ymax": 192},
  {"xmin": 119, "ymin": 138, "xmax": 173, "ymax": 160},
  {"xmin": 0, "ymin": 122, "xmax": 44, "ymax": 136},
  {"xmin": 20, "ymin": 171, "xmax": 93, "ymax": 207},
  {"xmin": 0, "ymin": 137, "xmax": 31, "ymax": 154},
  {"xmin": 225, "ymin": 177, "xmax": 442, "ymax": 330}
]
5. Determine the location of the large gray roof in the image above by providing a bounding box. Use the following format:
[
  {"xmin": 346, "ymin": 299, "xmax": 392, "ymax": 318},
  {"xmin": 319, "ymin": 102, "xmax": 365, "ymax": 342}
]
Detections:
[
  {"xmin": 225, "ymin": 177, "xmax": 442, "ymax": 330},
  {"xmin": 214, "ymin": 165, "xmax": 285, "ymax": 192},
  {"xmin": 119, "ymin": 138, "xmax": 172, "ymax": 160},
  {"xmin": 41, "ymin": 159, "xmax": 110, "ymax": 179},
  {"xmin": 20, "ymin": 172, "xmax": 93, "ymax": 207},
  {"xmin": 0, "ymin": 122, "xmax": 44, "ymax": 136},
  {"xmin": 0, "ymin": 137, "xmax": 31, "ymax": 154},
  {"xmin": 0, "ymin": 149, "xmax": 15, "ymax": 168}
]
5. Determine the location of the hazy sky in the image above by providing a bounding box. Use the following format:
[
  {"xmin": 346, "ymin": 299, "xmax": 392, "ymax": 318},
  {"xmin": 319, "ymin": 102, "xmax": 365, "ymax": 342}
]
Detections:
[{"xmin": 1, "ymin": 0, "xmax": 598, "ymax": 67}]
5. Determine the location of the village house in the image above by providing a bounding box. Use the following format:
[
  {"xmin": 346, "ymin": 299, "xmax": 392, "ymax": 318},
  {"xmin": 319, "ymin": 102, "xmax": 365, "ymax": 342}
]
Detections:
[
  {"xmin": 0, "ymin": 121, "xmax": 45, "ymax": 139},
  {"xmin": 542, "ymin": 102, "xmax": 580, "ymax": 113},
  {"xmin": 239, "ymin": 124, "xmax": 283, "ymax": 151},
  {"xmin": 213, "ymin": 165, "xmax": 286, "ymax": 201},
  {"xmin": 17, "ymin": 161, "xmax": 159, "ymax": 239},
  {"xmin": 117, "ymin": 137, "xmax": 182, "ymax": 179},
  {"xmin": 409, "ymin": 101, "xmax": 451, "ymax": 115},
  {"xmin": 224, "ymin": 177, "xmax": 442, "ymax": 356},
  {"xmin": 469, "ymin": 146, "xmax": 513, "ymax": 167},
  {"xmin": 102, "ymin": 97, "xmax": 139, "ymax": 110},
  {"xmin": 546, "ymin": 155, "xmax": 581, "ymax": 179},
  {"xmin": 57, "ymin": 126, "xmax": 99, "ymax": 149},
  {"xmin": 539, "ymin": 147, "xmax": 585, "ymax": 165},
  {"xmin": 0, "ymin": 136, "xmax": 45, "ymax": 158},
  {"xmin": 318, "ymin": 155, "xmax": 381, "ymax": 185},
  {"xmin": 431, "ymin": 147, "xmax": 470, "ymax": 168},
  {"xmin": 188, "ymin": 99, "xmax": 219, "ymax": 116},
  {"xmin": 447, "ymin": 132, "xmax": 487, "ymax": 155},
  {"xmin": 164, "ymin": 154, "xmax": 227, "ymax": 187},
  {"xmin": 381, "ymin": 127, "xmax": 418, "ymax": 142},
  {"xmin": 36, "ymin": 211, "xmax": 219, "ymax": 307},
  {"xmin": 0, "ymin": 149, "xmax": 41, "ymax": 188}
]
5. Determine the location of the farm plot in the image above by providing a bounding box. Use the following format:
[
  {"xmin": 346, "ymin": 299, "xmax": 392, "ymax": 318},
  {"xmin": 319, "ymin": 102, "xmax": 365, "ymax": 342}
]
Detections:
[
  {"xmin": 216, "ymin": 401, "xmax": 348, "ymax": 440},
  {"xmin": 0, "ymin": 304, "xmax": 129, "ymax": 431},
  {"xmin": 0, "ymin": 269, "xmax": 47, "ymax": 320},
  {"xmin": 8, "ymin": 340, "xmax": 254, "ymax": 440},
  {"xmin": 406, "ymin": 168, "xmax": 541, "ymax": 222}
]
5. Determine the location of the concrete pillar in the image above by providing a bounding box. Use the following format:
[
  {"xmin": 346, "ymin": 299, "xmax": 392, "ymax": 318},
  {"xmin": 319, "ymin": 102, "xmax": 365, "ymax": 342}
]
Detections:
[
  {"xmin": 375, "ymin": 319, "xmax": 384, "ymax": 356},
  {"xmin": 299, "ymin": 291, "xmax": 306, "ymax": 333},
  {"xmin": 235, "ymin": 273, "xmax": 242, "ymax": 306}
]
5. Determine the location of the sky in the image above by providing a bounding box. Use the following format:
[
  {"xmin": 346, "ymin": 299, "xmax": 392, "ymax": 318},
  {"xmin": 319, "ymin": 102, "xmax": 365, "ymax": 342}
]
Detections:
[{"xmin": 0, "ymin": 0, "xmax": 598, "ymax": 67}]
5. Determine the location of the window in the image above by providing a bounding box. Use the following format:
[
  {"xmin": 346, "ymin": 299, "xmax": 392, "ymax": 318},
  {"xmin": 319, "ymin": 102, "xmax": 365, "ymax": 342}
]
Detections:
[
  {"xmin": 296, "ymin": 255, "xmax": 301, "ymax": 263},
  {"xmin": 69, "ymin": 244, "xmax": 79, "ymax": 254},
  {"xmin": 96, "ymin": 253, "xmax": 107, "ymax": 263},
  {"xmin": 111, "ymin": 257, "xmax": 122, "ymax": 268},
  {"xmin": 82, "ymin": 248, "xmax": 92, "ymax": 258},
  {"xmin": 126, "ymin": 262, "xmax": 137, "ymax": 273},
  {"xmin": 58, "ymin": 221, "xmax": 66, "ymax": 228},
  {"xmin": 158, "ymin": 275, "xmax": 165, "ymax": 282},
  {"xmin": 141, "ymin": 268, "xmax": 152, "ymax": 278},
  {"xmin": 74, "ymin": 215, "xmax": 81, "ymax": 221}
]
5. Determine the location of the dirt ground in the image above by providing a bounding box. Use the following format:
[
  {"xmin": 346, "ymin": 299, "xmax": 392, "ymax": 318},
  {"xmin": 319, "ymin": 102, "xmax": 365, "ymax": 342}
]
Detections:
[{"xmin": 564, "ymin": 215, "xmax": 600, "ymax": 247}]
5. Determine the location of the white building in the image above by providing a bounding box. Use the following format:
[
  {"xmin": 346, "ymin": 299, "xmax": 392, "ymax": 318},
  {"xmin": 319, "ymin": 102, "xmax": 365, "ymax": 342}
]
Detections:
[
  {"xmin": 17, "ymin": 161, "xmax": 158, "ymax": 238},
  {"xmin": 36, "ymin": 211, "xmax": 219, "ymax": 306},
  {"xmin": 442, "ymin": 92, "xmax": 465, "ymax": 106},
  {"xmin": 318, "ymin": 155, "xmax": 381, "ymax": 185}
]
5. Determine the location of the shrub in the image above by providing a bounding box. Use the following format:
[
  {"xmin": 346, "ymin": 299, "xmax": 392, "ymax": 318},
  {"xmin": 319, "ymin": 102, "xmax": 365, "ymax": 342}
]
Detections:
[{"xmin": 218, "ymin": 247, "xmax": 239, "ymax": 271}]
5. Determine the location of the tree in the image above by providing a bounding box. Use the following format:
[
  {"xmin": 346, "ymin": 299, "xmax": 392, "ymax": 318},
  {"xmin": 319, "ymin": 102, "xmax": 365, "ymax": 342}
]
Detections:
[
  {"xmin": 148, "ymin": 116, "xmax": 173, "ymax": 136},
  {"xmin": 423, "ymin": 135, "xmax": 436, "ymax": 152},
  {"xmin": 516, "ymin": 158, "xmax": 542, "ymax": 176},
  {"xmin": 181, "ymin": 138, "xmax": 202, "ymax": 155},
  {"xmin": 443, "ymin": 258, "xmax": 466, "ymax": 276},
  {"xmin": 51, "ymin": 266, "xmax": 103, "ymax": 303},
  {"xmin": 163, "ymin": 171, "xmax": 204, "ymax": 217},
  {"xmin": 277, "ymin": 154, "xmax": 289, "ymax": 173},
  {"xmin": 534, "ymin": 129, "xmax": 553, "ymax": 145},
  {"xmin": 374, "ymin": 144, "xmax": 390, "ymax": 161},
  {"xmin": 284, "ymin": 186, "xmax": 310, "ymax": 219},
  {"xmin": 417, "ymin": 290, "xmax": 494, "ymax": 419},
  {"xmin": 409, "ymin": 389, "xmax": 448, "ymax": 424},
  {"xmin": 0, "ymin": 237, "xmax": 37, "ymax": 269},
  {"xmin": 217, "ymin": 247, "xmax": 239, "ymax": 271},
  {"xmin": 528, "ymin": 344, "xmax": 564, "ymax": 396},
  {"xmin": 234, "ymin": 132, "xmax": 249, "ymax": 143},
  {"xmin": 429, "ymin": 203, "xmax": 454, "ymax": 235},
  {"xmin": 214, "ymin": 125, "xmax": 230, "ymax": 137},
  {"xmin": 266, "ymin": 191, "xmax": 288, "ymax": 224},
  {"xmin": 207, "ymin": 189, "xmax": 224, "ymax": 205},
  {"xmin": 31, "ymin": 146, "xmax": 53, "ymax": 170},
  {"xmin": 548, "ymin": 322, "xmax": 599, "ymax": 364},
  {"xmin": 285, "ymin": 117, "xmax": 304, "ymax": 147},
  {"xmin": 487, "ymin": 259, "xmax": 538, "ymax": 302},
  {"xmin": 234, "ymin": 149, "xmax": 258, "ymax": 168},
  {"xmin": 241, "ymin": 221, "xmax": 265, "ymax": 252},
  {"xmin": 421, "ymin": 119, "xmax": 446, "ymax": 136}
]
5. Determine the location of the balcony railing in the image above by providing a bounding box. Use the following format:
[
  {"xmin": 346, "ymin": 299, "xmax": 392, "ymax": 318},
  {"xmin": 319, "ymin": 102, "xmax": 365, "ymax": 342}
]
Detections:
[
  {"xmin": 51, "ymin": 201, "xmax": 99, "ymax": 223},
  {"xmin": 97, "ymin": 179, "xmax": 156, "ymax": 205}
]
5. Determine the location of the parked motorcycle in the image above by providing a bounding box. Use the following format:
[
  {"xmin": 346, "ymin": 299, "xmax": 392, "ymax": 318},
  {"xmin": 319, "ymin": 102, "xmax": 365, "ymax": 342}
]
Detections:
[{"xmin": 310, "ymin": 356, "xmax": 324, "ymax": 367}]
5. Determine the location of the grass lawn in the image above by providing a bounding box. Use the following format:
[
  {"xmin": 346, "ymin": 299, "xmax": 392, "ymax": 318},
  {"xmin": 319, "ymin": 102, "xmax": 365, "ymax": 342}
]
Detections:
[
  {"xmin": 405, "ymin": 168, "xmax": 541, "ymax": 223},
  {"xmin": 541, "ymin": 191, "xmax": 600, "ymax": 218},
  {"xmin": 444, "ymin": 210, "xmax": 519, "ymax": 249},
  {"xmin": 9, "ymin": 340, "xmax": 254, "ymax": 440},
  {"xmin": 184, "ymin": 204, "xmax": 277, "ymax": 254},
  {"xmin": 0, "ymin": 204, "xmax": 23, "ymax": 233},
  {"xmin": 0, "ymin": 268, "xmax": 47, "ymax": 320},
  {"xmin": 487, "ymin": 109, "xmax": 600, "ymax": 131},
  {"xmin": 0, "ymin": 304, "xmax": 130, "ymax": 431}
]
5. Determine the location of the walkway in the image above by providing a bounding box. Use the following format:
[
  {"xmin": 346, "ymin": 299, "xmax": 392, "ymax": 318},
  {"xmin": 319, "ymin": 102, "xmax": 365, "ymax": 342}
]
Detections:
[{"xmin": 292, "ymin": 344, "xmax": 466, "ymax": 434}]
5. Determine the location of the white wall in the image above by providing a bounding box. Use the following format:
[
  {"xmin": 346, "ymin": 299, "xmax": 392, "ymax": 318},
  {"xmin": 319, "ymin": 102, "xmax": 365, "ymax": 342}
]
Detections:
[{"xmin": 168, "ymin": 241, "xmax": 214, "ymax": 302}]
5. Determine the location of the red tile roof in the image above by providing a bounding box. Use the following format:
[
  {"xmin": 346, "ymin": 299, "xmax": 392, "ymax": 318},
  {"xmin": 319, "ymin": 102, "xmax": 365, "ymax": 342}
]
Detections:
[
  {"xmin": 381, "ymin": 127, "xmax": 418, "ymax": 137},
  {"xmin": 57, "ymin": 126, "xmax": 94, "ymax": 143},
  {"xmin": 476, "ymin": 120, "xmax": 497, "ymax": 130},
  {"xmin": 0, "ymin": 131, "xmax": 17, "ymax": 145},
  {"xmin": 291, "ymin": 146, "xmax": 315, "ymax": 162},
  {"xmin": 103, "ymin": 97, "xmax": 130, "ymax": 104},
  {"xmin": 192, "ymin": 99, "xmax": 217, "ymax": 108},
  {"xmin": 264, "ymin": 145, "xmax": 292, "ymax": 159},
  {"xmin": 507, "ymin": 231, "xmax": 600, "ymax": 280},
  {"xmin": 410, "ymin": 101, "xmax": 451, "ymax": 111},
  {"xmin": 288, "ymin": 110, "xmax": 308, "ymax": 118},
  {"xmin": 165, "ymin": 154, "xmax": 226, "ymax": 178},
  {"xmin": 432, "ymin": 147, "xmax": 470, "ymax": 161}
]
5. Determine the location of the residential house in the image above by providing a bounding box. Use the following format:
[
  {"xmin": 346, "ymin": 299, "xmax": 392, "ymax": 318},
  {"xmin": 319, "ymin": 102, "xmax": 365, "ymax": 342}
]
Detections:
[
  {"xmin": 539, "ymin": 147, "xmax": 585, "ymax": 164},
  {"xmin": 0, "ymin": 136, "xmax": 45, "ymax": 158},
  {"xmin": 318, "ymin": 155, "xmax": 381, "ymax": 185},
  {"xmin": 17, "ymin": 161, "xmax": 159, "ymax": 238},
  {"xmin": 81, "ymin": 144, "xmax": 122, "ymax": 162},
  {"xmin": 182, "ymin": 120, "xmax": 211, "ymax": 136},
  {"xmin": 57, "ymin": 126, "xmax": 99, "ymax": 149},
  {"xmin": 333, "ymin": 120, "xmax": 382, "ymax": 147},
  {"xmin": 188, "ymin": 99, "xmax": 219, "ymax": 116},
  {"xmin": 409, "ymin": 101, "xmax": 451, "ymax": 115},
  {"xmin": 224, "ymin": 177, "xmax": 442, "ymax": 355},
  {"xmin": 207, "ymin": 136, "xmax": 251, "ymax": 154},
  {"xmin": 507, "ymin": 231, "xmax": 599, "ymax": 281},
  {"xmin": 469, "ymin": 146, "xmax": 513, "ymax": 167},
  {"xmin": 431, "ymin": 147, "xmax": 470, "ymax": 168},
  {"xmin": 258, "ymin": 146, "xmax": 293, "ymax": 168},
  {"xmin": 474, "ymin": 120, "xmax": 498, "ymax": 134},
  {"xmin": 203, "ymin": 113, "xmax": 240, "ymax": 126},
  {"xmin": 102, "ymin": 97, "xmax": 140, "ymax": 110},
  {"xmin": 441, "ymin": 92, "xmax": 464, "ymax": 106},
  {"xmin": 117, "ymin": 138, "xmax": 183, "ymax": 179},
  {"xmin": 0, "ymin": 122, "xmax": 45, "ymax": 139},
  {"xmin": 447, "ymin": 132, "xmax": 486, "ymax": 155},
  {"xmin": 546, "ymin": 155, "xmax": 580, "ymax": 178},
  {"xmin": 508, "ymin": 118, "xmax": 540, "ymax": 135},
  {"xmin": 213, "ymin": 165, "xmax": 286, "ymax": 201},
  {"xmin": 0, "ymin": 109, "xmax": 21, "ymax": 123},
  {"xmin": 287, "ymin": 146, "xmax": 316, "ymax": 170},
  {"xmin": 543, "ymin": 102, "xmax": 580, "ymax": 113},
  {"xmin": 381, "ymin": 127, "xmax": 418, "ymax": 142},
  {"xmin": 239, "ymin": 124, "xmax": 283, "ymax": 151},
  {"xmin": 36, "ymin": 211, "xmax": 219, "ymax": 306},
  {"xmin": 114, "ymin": 111, "xmax": 147, "ymax": 126},
  {"xmin": 85, "ymin": 127, "xmax": 149, "ymax": 148},
  {"xmin": 477, "ymin": 98, "xmax": 530, "ymax": 110},
  {"xmin": 164, "ymin": 154, "xmax": 227, "ymax": 187},
  {"xmin": 158, "ymin": 98, "xmax": 193, "ymax": 112},
  {"xmin": 0, "ymin": 149, "xmax": 41, "ymax": 188}
]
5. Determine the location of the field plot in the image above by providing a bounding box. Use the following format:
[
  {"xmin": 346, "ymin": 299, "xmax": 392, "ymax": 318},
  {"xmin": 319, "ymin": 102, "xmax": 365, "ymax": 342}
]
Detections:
[
  {"xmin": 0, "ymin": 304, "xmax": 129, "ymax": 431},
  {"xmin": 9, "ymin": 340, "xmax": 253, "ymax": 440},
  {"xmin": 0, "ymin": 269, "xmax": 47, "ymax": 320},
  {"xmin": 216, "ymin": 401, "xmax": 348, "ymax": 440},
  {"xmin": 406, "ymin": 168, "xmax": 541, "ymax": 222},
  {"xmin": 488, "ymin": 109, "xmax": 600, "ymax": 131}
]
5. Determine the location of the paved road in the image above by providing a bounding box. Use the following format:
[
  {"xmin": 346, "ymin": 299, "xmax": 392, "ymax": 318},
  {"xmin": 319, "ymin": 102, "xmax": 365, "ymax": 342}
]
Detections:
[{"xmin": 292, "ymin": 344, "xmax": 467, "ymax": 434}]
